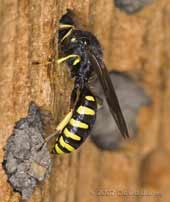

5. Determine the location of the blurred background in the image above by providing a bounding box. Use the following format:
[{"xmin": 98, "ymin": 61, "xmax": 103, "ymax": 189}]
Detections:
[{"xmin": 0, "ymin": 0, "xmax": 170, "ymax": 202}]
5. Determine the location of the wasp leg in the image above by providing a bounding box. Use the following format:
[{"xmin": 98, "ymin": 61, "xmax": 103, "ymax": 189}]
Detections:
[
  {"xmin": 44, "ymin": 110, "xmax": 73, "ymax": 145},
  {"xmin": 56, "ymin": 110, "xmax": 73, "ymax": 131},
  {"xmin": 57, "ymin": 54, "xmax": 80, "ymax": 65},
  {"xmin": 39, "ymin": 110, "xmax": 73, "ymax": 152}
]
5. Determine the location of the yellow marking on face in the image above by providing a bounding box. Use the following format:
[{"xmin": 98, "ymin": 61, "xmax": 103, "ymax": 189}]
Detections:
[
  {"xmin": 71, "ymin": 37, "xmax": 76, "ymax": 42},
  {"xmin": 70, "ymin": 118, "xmax": 88, "ymax": 129},
  {"xmin": 77, "ymin": 106, "xmax": 95, "ymax": 115},
  {"xmin": 85, "ymin": 96, "xmax": 95, "ymax": 101},
  {"xmin": 55, "ymin": 144, "xmax": 64, "ymax": 154},
  {"xmin": 59, "ymin": 24, "xmax": 75, "ymax": 29},
  {"xmin": 60, "ymin": 28, "xmax": 73, "ymax": 42},
  {"xmin": 56, "ymin": 111, "xmax": 73, "ymax": 132},
  {"xmin": 59, "ymin": 136, "xmax": 75, "ymax": 152},
  {"xmin": 57, "ymin": 55, "xmax": 80, "ymax": 65},
  {"xmin": 64, "ymin": 128, "xmax": 81, "ymax": 141}
]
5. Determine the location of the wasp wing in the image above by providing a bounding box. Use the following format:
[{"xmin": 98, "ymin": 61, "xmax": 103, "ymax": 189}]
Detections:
[{"xmin": 87, "ymin": 51, "xmax": 129, "ymax": 138}]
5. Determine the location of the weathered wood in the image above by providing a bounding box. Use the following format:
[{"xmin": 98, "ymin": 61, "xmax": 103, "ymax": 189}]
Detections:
[{"xmin": 0, "ymin": 0, "xmax": 170, "ymax": 202}]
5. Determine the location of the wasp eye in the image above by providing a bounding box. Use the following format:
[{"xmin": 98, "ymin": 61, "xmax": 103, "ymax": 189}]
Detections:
[{"xmin": 71, "ymin": 37, "xmax": 76, "ymax": 42}]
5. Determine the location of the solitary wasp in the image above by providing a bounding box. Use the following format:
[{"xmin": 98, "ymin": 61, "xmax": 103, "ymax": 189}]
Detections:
[{"xmin": 49, "ymin": 10, "xmax": 129, "ymax": 154}]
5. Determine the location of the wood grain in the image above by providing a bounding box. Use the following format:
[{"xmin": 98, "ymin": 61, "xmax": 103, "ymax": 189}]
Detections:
[{"xmin": 0, "ymin": 0, "xmax": 170, "ymax": 202}]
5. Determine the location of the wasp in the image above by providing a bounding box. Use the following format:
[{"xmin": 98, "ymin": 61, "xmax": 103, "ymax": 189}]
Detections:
[{"xmin": 49, "ymin": 10, "xmax": 129, "ymax": 154}]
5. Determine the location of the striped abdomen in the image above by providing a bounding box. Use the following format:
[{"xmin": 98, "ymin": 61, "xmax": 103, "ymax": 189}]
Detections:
[{"xmin": 54, "ymin": 88, "xmax": 97, "ymax": 154}]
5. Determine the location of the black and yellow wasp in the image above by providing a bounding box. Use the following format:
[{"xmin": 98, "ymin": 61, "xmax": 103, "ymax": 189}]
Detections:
[{"xmin": 51, "ymin": 10, "xmax": 129, "ymax": 154}]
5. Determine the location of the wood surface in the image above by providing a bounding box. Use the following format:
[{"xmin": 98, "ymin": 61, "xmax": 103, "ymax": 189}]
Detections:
[{"xmin": 0, "ymin": 0, "xmax": 170, "ymax": 202}]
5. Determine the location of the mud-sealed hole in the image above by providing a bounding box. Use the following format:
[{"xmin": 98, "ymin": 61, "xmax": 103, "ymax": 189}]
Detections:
[
  {"xmin": 114, "ymin": 0, "xmax": 155, "ymax": 14},
  {"xmin": 90, "ymin": 71, "xmax": 152, "ymax": 150},
  {"xmin": 3, "ymin": 102, "xmax": 54, "ymax": 200}
]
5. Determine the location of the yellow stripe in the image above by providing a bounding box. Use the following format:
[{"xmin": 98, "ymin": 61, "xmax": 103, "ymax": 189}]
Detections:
[
  {"xmin": 64, "ymin": 128, "xmax": 81, "ymax": 141},
  {"xmin": 59, "ymin": 24, "xmax": 75, "ymax": 42},
  {"xmin": 59, "ymin": 24, "xmax": 74, "ymax": 29},
  {"xmin": 77, "ymin": 106, "xmax": 95, "ymax": 115},
  {"xmin": 59, "ymin": 136, "xmax": 75, "ymax": 152},
  {"xmin": 85, "ymin": 96, "xmax": 95, "ymax": 101},
  {"xmin": 55, "ymin": 144, "xmax": 64, "ymax": 154},
  {"xmin": 70, "ymin": 118, "xmax": 88, "ymax": 129},
  {"xmin": 60, "ymin": 28, "xmax": 73, "ymax": 42}
]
